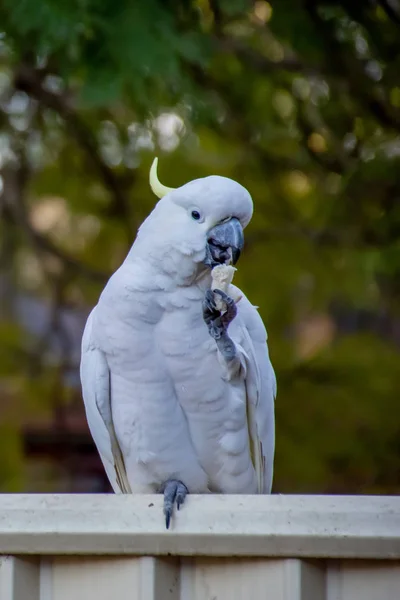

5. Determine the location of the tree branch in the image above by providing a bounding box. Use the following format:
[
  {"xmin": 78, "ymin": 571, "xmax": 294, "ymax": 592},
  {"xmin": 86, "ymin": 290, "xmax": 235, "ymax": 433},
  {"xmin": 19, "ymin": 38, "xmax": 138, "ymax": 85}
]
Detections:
[
  {"xmin": 13, "ymin": 63, "xmax": 132, "ymax": 224},
  {"xmin": 303, "ymin": 0, "xmax": 400, "ymax": 133},
  {"xmin": 214, "ymin": 36, "xmax": 312, "ymax": 74},
  {"xmin": 378, "ymin": 0, "xmax": 400, "ymax": 26},
  {"xmin": 1, "ymin": 164, "xmax": 108, "ymax": 284}
]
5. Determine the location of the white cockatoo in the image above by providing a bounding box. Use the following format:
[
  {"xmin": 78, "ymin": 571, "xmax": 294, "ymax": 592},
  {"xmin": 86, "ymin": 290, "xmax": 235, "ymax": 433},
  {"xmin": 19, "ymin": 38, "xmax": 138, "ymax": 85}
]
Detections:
[{"xmin": 80, "ymin": 158, "xmax": 276, "ymax": 528}]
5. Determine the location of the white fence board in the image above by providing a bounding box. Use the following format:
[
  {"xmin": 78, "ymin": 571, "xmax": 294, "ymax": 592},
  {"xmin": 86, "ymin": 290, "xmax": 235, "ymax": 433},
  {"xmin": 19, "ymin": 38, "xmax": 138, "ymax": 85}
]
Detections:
[
  {"xmin": 0, "ymin": 495, "xmax": 398, "ymax": 558},
  {"xmin": 0, "ymin": 495, "xmax": 398, "ymax": 600}
]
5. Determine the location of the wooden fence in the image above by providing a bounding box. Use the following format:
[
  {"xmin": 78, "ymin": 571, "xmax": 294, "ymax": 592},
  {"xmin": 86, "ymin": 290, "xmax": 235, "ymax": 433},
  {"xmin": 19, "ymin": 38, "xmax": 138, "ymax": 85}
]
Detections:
[{"xmin": 0, "ymin": 494, "xmax": 399, "ymax": 599}]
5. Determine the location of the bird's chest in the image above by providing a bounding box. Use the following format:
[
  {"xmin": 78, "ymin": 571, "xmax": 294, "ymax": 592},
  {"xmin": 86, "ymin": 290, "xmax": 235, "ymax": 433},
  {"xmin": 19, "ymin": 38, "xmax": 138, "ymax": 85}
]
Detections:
[
  {"xmin": 157, "ymin": 300, "xmax": 246, "ymax": 430},
  {"xmin": 158, "ymin": 305, "xmax": 252, "ymax": 492},
  {"xmin": 156, "ymin": 300, "xmax": 218, "ymax": 386}
]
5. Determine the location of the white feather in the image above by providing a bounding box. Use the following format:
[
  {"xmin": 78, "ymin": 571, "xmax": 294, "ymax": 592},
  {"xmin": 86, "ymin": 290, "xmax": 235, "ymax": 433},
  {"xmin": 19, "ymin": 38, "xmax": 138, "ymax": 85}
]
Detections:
[
  {"xmin": 80, "ymin": 310, "xmax": 132, "ymax": 494},
  {"xmin": 232, "ymin": 289, "xmax": 276, "ymax": 493}
]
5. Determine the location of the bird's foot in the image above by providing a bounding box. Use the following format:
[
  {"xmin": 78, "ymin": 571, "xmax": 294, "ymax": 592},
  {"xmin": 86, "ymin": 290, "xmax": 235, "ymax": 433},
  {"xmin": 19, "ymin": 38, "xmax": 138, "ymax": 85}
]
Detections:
[
  {"xmin": 203, "ymin": 289, "xmax": 237, "ymax": 339},
  {"xmin": 203, "ymin": 289, "xmax": 237, "ymax": 361},
  {"xmin": 160, "ymin": 479, "xmax": 188, "ymax": 529}
]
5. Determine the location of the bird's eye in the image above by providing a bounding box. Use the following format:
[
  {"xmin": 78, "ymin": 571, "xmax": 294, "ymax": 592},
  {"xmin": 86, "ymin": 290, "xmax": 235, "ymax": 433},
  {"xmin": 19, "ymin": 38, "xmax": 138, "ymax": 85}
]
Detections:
[{"xmin": 191, "ymin": 210, "xmax": 201, "ymax": 221}]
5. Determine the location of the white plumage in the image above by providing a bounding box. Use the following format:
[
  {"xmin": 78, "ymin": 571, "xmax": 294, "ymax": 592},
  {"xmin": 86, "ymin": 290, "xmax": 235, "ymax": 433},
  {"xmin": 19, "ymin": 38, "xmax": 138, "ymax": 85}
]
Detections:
[{"xmin": 80, "ymin": 166, "xmax": 276, "ymax": 513}]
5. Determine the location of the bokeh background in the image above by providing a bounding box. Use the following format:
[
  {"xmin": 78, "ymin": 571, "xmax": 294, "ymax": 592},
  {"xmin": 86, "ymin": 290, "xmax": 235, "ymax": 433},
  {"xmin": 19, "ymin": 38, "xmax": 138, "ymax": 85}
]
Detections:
[{"xmin": 0, "ymin": 0, "xmax": 399, "ymax": 495}]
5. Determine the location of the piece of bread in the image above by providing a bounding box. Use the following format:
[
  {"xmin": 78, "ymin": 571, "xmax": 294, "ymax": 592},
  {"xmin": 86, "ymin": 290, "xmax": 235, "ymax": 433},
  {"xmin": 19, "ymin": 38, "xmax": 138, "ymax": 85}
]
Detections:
[{"xmin": 211, "ymin": 265, "xmax": 241, "ymax": 311}]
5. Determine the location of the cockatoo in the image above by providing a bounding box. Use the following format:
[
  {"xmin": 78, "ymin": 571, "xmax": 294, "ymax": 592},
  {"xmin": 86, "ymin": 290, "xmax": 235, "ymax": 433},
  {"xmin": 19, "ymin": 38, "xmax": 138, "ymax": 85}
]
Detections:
[{"xmin": 80, "ymin": 158, "xmax": 276, "ymax": 528}]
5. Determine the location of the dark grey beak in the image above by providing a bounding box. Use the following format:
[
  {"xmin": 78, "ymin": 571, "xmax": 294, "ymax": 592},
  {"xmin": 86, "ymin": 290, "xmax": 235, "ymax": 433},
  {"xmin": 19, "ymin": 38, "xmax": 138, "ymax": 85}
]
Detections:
[{"xmin": 204, "ymin": 217, "xmax": 244, "ymax": 268}]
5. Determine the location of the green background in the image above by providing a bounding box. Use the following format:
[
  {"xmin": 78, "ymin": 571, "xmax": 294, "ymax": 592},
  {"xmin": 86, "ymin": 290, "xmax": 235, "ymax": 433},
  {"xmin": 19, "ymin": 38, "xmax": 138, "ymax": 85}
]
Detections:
[{"xmin": 0, "ymin": 0, "xmax": 399, "ymax": 494}]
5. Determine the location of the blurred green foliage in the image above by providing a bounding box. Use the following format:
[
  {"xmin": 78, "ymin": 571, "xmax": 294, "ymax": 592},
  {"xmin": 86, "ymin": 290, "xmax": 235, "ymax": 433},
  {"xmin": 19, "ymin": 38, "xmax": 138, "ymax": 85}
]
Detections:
[{"xmin": 0, "ymin": 0, "xmax": 399, "ymax": 493}]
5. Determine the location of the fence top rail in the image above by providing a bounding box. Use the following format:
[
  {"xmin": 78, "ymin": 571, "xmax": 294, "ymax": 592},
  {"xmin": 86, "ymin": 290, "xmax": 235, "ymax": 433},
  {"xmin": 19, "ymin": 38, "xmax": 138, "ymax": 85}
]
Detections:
[{"xmin": 0, "ymin": 494, "xmax": 398, "ymax": 558}]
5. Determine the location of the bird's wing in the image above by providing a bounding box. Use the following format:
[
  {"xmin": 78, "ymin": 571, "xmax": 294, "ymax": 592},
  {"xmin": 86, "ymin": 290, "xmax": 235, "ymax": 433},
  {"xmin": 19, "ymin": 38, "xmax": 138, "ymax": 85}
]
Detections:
[
  {"xmin": 80, "ymin": 309, "xmax": 132, "ymax": 494},
  {"xmin": 233, "ymin": 287, "xmax": 276, "ymax": 493}
]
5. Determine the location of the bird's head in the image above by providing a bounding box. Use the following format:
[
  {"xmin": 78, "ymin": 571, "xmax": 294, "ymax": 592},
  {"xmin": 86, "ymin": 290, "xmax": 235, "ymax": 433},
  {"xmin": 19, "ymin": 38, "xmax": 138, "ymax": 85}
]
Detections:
[{"xmin": 134, "ymin": 158, "xmax": 253, "ymax": 279}]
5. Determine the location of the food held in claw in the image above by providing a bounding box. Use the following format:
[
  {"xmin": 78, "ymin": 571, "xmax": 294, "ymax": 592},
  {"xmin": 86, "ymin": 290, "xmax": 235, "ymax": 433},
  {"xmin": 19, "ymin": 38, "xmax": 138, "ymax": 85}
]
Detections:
[{"xmin": 211, "ymin": 264, "xmax": 242, "ymax": 311}]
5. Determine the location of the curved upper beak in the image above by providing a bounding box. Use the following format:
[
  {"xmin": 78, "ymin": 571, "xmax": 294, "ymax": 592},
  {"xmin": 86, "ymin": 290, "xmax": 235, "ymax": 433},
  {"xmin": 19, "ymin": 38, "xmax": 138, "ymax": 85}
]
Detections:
[{"xmin": 204, "ymin": 217, "xmax": 244, "ymax": 268}]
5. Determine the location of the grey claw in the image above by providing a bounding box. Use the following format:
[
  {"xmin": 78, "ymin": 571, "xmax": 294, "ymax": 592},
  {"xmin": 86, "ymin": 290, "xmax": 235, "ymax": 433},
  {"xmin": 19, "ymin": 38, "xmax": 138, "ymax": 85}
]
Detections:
[
  {"xmin": 204, "ymin": 289, "xmax": 217, "ymax": 312},
  {"xmin": 165, "ymin": 508, "xmax": 172, "ymax": 529},
  {"xmin": 213, "ymin": 288, "xmax": 234, "ymax": 307},
  {"xmin": 209, "ymin": 324, "xmax": 222, "ymax": 339},
  {"xmin": 162, "ymin": 480, "xmax": 188, "ymax": 529},
  {"xmin": 176, "ymin": 486, "xmax": 187, "ymax": 510}
]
